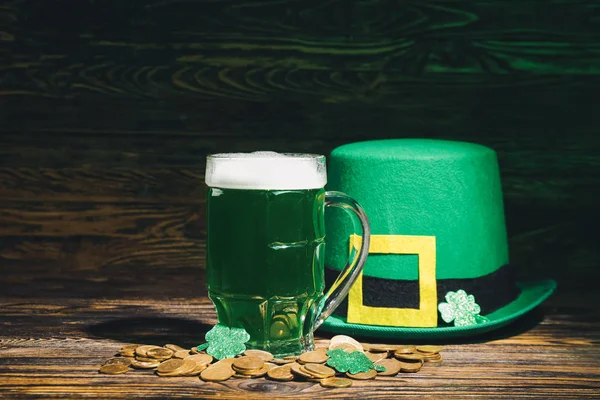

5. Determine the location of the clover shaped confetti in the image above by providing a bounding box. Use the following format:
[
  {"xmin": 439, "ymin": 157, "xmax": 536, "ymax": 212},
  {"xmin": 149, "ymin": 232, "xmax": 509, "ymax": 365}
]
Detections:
[
  {"xmin": 326, "ymin": 348, "xmax": 385, "ymax": 374},
  {"xmin": 438, "ymin": 289, "xmax": 488, "ymax": 327},
  {"xmin": 373, "ymin": 364, "xmax": 386, "ymax": 372},
  {"xmin": 198, "ymin": 323, "xmax": 250, "ymax": 360},
  {"xmin": 196, "ymin": 343, "xmax": 209, "ymax": 352}
]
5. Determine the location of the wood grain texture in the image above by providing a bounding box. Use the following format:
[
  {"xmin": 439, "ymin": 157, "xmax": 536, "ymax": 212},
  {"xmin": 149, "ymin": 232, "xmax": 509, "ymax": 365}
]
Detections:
[
  {"xmin": 0, "ymin": 275, "xmax": 599, "ymax": 399},
  {"xmin": 0, "ymin": 200, "xmax": 597, "ymax": 291},
  {"xmin": 1, "ymin": 2, "xmax": 599, "ymax": 397},
  {"xmin": 0, "ymin": 201, "xmax": 204, "ymax": 270},
  {"xmin": 2, "ymin": 0, "xmax": 600, "ymax": 102},
  {"xmin": 0, "ymin": 168, "xmax": 205, "ymax": 203},
  {"xmin": 0, "ymin": 202, "xmax": 203, "ymax": 238},
  {"xmin": 4, "ymin": 78, "xmax": 600, "ymax": 137}
]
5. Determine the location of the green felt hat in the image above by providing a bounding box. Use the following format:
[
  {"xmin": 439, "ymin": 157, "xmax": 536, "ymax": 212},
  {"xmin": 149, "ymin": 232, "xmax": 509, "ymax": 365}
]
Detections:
[{"xmin": 321, "ymin": 139, "xmax": 556, "ymax": 339}]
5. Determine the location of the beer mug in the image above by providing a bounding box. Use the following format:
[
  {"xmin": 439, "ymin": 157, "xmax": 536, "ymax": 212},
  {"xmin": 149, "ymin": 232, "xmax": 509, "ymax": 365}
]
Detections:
[{"xmin": 205, "ymin": 152, "xmax": 370, "ymax": 356}]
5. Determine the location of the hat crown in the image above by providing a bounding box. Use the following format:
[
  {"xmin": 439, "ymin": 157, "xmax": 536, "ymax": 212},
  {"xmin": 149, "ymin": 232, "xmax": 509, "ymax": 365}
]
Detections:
[
  {"xmin": 325, "ymin": 139, "xmax": 508, "ymax": 281},
  {"xmin": 330, "ymin": 138, "xmax": 494, "ymax": 161}
]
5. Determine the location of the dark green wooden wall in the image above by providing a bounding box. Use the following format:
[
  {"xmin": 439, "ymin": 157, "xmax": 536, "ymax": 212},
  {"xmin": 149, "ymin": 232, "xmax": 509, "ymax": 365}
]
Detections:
[{"xmin": 1, "ymin": 1, "xmax": 599, "ymax": 293}]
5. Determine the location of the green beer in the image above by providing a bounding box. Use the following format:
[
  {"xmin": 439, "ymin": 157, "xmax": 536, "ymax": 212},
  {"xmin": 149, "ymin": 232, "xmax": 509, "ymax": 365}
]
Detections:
[
  {"xmin": 207, "ymin": 188, "xmax": 325, "ymax": 355},
  {"xmin": 205, "ymin": 152, "xmax": 370, "ymax": 356}
]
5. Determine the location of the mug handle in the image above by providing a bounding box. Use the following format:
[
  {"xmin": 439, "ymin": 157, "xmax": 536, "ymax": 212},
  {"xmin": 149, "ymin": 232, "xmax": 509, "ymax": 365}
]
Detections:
[{"xmin": 309, "ymin": 191, "xmax": 371, "ymax": 332}]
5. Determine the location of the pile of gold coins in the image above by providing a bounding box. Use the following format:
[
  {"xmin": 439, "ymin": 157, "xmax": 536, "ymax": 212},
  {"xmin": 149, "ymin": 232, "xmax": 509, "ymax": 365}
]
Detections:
[{"xmin": 99, "ymin": 335, "xmax": 444, "ymax": 389}]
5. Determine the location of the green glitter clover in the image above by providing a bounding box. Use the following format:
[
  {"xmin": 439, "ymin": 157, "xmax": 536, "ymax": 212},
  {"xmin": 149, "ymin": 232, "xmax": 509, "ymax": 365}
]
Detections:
[
  {"xmin": 326, "ymin": 349, "xmax": 385, "ymax": 374},
  {"xmin": 200, "ymin": 323, "xmax": 250, "ymax": 360},
  {"xmin": 438, "ymin": 289, "xmax": 488, "ymax": 327},
  {"xmin": 196, "ymin": 343, "xmax": 209, "ymax": 352}
]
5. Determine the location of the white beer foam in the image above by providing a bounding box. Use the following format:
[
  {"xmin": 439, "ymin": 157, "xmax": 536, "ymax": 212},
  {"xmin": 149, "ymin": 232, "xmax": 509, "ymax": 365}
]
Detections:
[{"xmin": 206, "ymin": 151, "xmax": 326, "ymax": 190}]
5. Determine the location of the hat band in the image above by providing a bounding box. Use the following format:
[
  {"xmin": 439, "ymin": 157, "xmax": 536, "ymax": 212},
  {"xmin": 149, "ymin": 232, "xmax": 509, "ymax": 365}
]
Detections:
[{"xmin": 325, "ymin": 264, "xmax": 521, "ymax": 325}]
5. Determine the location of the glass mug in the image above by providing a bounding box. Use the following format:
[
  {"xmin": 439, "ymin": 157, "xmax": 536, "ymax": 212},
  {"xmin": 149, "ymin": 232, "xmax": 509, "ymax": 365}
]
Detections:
[{"xmin": 205, "ymin": 152, "xmax": 370, "ymax": 356}]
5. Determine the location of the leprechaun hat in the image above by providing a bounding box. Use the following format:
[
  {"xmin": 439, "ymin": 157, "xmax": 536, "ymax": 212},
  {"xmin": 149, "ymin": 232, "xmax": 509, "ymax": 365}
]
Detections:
[{"xmin": 321, "ymin": 139, "xmax": 556, "ymax": 339}]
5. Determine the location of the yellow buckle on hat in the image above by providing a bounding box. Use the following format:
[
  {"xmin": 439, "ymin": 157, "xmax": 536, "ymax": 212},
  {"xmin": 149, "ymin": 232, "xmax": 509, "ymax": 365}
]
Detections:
[{"xmin": 347, "ymin": 234, "xmax": 437, "ymax": 327}]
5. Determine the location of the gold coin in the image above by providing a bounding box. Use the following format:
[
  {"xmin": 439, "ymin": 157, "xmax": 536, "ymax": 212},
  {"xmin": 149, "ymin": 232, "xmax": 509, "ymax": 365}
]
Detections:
[
  {"xmin": 283, "ymin": 355, "xmax": 298, "ymax": 361},
  {"xmin": 135, "ymin": 345, "xmax": 161, "ymax": 358},
  {"xmin": 119, "ymin": 344, "xmax": 139, "ymax": 357},
  {"xmin": 99, "ymin": 364, "xmax": 129, "ymax": 375},
  {"xmin": 271, "ymin": 358, "xmax": 295, "ymax": 365},
  {"xmin": 267, "ymin": 365, "xmax": 294, "ymax": 381},
  {"xmin": 364, "ymin": 344, "xmax": 395, "ymax": 353},
  {"xmin": 156, "ymin": 359, "xmax": 185, "ymax": 374},
  {"xmin": 103, "ymin": 357, "xmax": 132, "ymax": 367},
  {"xmin": 329, "ymin": 343, "xmax": 359, "ymax": 353},
  {"xmin": 146, "ymin": 348, "xmax": 174, "ymax": 360},
  {"xmin": 184, "ymin": 364, "xmax": 209, "ymax": 376},
  {"xmin": 299, "ymin": 365, "xmax": 319, "ymax": 378},
  {"xmin": 375, "ymin": 358, "xmax": 402, "ymax": 376},
  {"xmin": 365, "ymin": 351, "xmax": 388, "ymax": 363},
  {"xmin": 300, "ymin": 368, "xmax": 331, "ymax": 381},
  {"xmin": 173, "ymin": 359, "xmax": 198, "ymax": 376},
  {"xmin": 394, "ymin": 352, "xmax": 424, "ymax": 362},
  {"xmin": 304, "ymin": 363, "xmax": 335, "ymax": 378},
  {"xmin": 164, "ymin": 344, "xmax": 186, "ymax": 352},
  {"xmin": 157, "ymin": 359, "xmax": 196, "ymax": 377},
  {"xmin": 200, "ymin": 364, "xmax": 235, "ymax": 382},
  {"xmin": 233, "ymin": 356, "xmax": 264, "ymax": 371},
  {"xmin": 298, "ymin": 351, "xmax": 328, "ymax": 364},
  {"xmin": 232, "ymin": 364, "xmax": 260, "ymax": 374},
  {"xmin": 185, "ymin": 353, "xmax": 213, "ymax": 366},
  {"xmin": 346, "ymin": 369, "xmax": 377, "ymax": 380},
  {"xmin": 173, "ymin": 350, "xmax": 191, "ymax": 359},
  {"xmin": 213, "ymin": 358, "xmax": 236, "ymax": 367},
  {"xmin": 329, "ymin": 335, "xmax": 363, "ymax": 352},
  {"xmin": 416, "ymin": 345, "xmax": 443, "ymax": 354},
  {"xmin": 190, "ymin": 347, "xmax": 200, "ymax": 354},
  {"xmin": 359, "ymin": 343, "xmax": 374, "ymax": 352},
  {"xmin": 130, "ymin": 360, "xmax": 161, "ymax": 369},
  {"xmin": 320, "ymin": 377, "xmax": 353, "ymax": 388},
  {"xmin": 289, "ymin": 363, "xmax": 313, "ymax": 379},
  {"xmin": 394, "ymin": 345, "xmax": 416, "ymax": 354},
  {"xmin": 426, "ymin": 354, "xmax": 443, "ymax": 363},
  {"xmin": 398, "ymin": 360, "xmax": 423, "ymax": 373},
  {"xmin": 292, "ymin": 365, "xmax": 315, "ymax": 379},
  {"xmin": 243, "ymin": 349, "xmax": 274, "ymax": 362},
  {"xmin": 134, "ymin": 356, "xmax": 156, "ymax": 362},
  {"xmin": 235, "ymin": 364, "xmax": 270, "ymax": 378}
]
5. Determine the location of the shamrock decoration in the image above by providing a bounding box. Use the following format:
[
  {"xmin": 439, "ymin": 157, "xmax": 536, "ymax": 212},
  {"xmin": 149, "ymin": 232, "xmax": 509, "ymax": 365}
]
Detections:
[
  {"xmin": 196, "ymin": 343, "xmax": 209, "ymax": 352},
  {"xmin": 199, "ymin": 323, "xmax": 250, "ymax": 360},
  {"xmin": 326, "ymin": 348, "xmax": 386, "ymax": 374},
  {"xmin": 438, "ymin": 289, "xmax": 488, "ymax": 327},
  {"xmin": 374, "ymin": 364, "xmax": 387, "ymax": 372}
]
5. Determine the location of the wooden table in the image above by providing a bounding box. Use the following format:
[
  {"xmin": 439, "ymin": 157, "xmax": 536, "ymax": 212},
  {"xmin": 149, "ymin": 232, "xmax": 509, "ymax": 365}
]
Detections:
[{"xmin": 1, "ymin": 268, "xmax": 598, "ymax": 399}]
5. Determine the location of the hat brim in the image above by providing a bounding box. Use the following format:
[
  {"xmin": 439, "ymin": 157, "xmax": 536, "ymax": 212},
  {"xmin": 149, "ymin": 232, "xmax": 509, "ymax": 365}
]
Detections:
[{"xmin": 318, "ymin": 279, "xmax": 556, "ymax": 340}]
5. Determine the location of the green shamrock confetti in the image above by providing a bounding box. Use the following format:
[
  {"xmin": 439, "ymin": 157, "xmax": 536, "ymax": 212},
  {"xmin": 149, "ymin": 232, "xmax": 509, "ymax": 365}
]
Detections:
[
  {"xmin": 438, "ymin": 289, "xmax": 489, "ymax": 327},
  {"xmin": 201, "ymin": 323, "xmax": 250, "ymax": 360},
  {"xmin": 196, "ymin": 342, "xmax": 209, "ymax": 352},
  {"xmin": 374, "ymin": 364, "xmax": 386, "ymax": 372},
  {"xmin": 326, "ymin": 349, "xmax": 385, "ymax": 374}
]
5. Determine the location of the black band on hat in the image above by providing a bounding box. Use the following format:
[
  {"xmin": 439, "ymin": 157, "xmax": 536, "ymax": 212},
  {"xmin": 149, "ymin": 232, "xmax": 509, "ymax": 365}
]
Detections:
[{"xmin": 325, "ymin": 264, "xmax": 521, "ymax": 324}]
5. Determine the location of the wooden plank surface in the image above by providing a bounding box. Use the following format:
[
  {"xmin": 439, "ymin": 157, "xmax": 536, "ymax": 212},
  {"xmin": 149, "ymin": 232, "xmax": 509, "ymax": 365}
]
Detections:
[
  {"xmin": 3, "ymin": 0, "xmax": 600, "ymax": 101},
  {"xmin": 2, "ymin": 0, "xmax": 599, "ymax": 288},
  {"xmin": 0, "ymin": 270, "xmax": 599, "ymax": 399},
  {"xmin": 0, "ymin": 199, "xmax": 597, "ymax": 289},
  {"xmin": 1, "ymin": 0, "xmax": 600, "ymax": 397}
]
